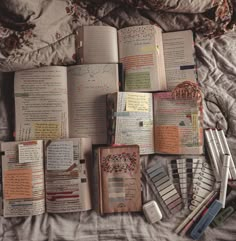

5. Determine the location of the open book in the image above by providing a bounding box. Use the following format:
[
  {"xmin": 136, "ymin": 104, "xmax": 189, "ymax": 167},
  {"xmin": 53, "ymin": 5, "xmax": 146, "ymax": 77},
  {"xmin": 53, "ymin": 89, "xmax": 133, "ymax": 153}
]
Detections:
[
  {"xmin": 107, "ymin": 91, "xmax": 203, "ymax": 155},
  {"xmin": 77, "ymin": 25, "xmax": 196, "ymax": 91},
  {"xmin": 1, "ymin": 138, "xmax": 92, "ymax": 217},
  {"xmin": 93, "ymin": 145, "xmax": 141, "ymax": 215},
  {"xmin": 14, "ymin": 64, "xmax": 119, "ymax": 144}
]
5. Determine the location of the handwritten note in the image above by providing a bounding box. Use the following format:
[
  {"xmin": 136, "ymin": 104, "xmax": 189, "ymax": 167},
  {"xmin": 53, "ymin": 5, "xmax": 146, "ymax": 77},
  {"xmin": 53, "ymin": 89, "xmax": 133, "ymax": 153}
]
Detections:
[
  {"xmin": 125, "ymin": 72, "xmax": 150, "ymax": 90},
  {"xmin": 126, "ymin": 93, "xmax": 150, "ymax": 112},
  {"xmin": 4, "ymin": 169, "xmax": 33, "ymax": 200},
  {"xmin": 47, "ymin": 141, "xmax": 74, "ymax": 170},
  {"xmin": 155, "ymin": 126, "xmax": 180, "ymax": 154},
  {"xmin": 18, "ymin": 141, "xmax": 43, "ymax": 163},
  {"xmin": 34, "ymin": 122, "xmax": 60, "ymax": 139}
]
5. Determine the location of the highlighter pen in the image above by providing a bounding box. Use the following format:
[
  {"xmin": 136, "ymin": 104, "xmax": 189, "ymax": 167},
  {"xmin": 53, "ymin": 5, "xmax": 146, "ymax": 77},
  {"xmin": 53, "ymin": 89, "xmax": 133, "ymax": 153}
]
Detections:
[
  {"xmin": 174, "ymin": 190, "xmax": 215, "ymax": 234},
  {"xmin": 218, "ymin": 129, "xmax": 236, "ymax": 180},
  {"xmin": 179, "ymin": 191, "xmax": 218, "ymax": 236},
  {"xmin": 205, "ymin": 129, "xmax": 221, "ymax": 182},
  {"xmin": 211, "ymin": 198, "xmax": 236, "ymax": 228},
  {"xmin": 219, "ymin": 154, "xmax": 230, "ymax": 208},
  {"xmin": 190, "ymin": 200, "xmax": 222, "ymax": 240},
  {"xmin": 212, "ymin": 129, "xmax": 232, "ymax": 179}
]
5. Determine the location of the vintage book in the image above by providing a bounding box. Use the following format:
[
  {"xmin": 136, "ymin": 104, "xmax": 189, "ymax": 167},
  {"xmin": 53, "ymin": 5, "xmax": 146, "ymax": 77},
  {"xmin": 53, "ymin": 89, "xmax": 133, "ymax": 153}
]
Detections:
[
  {"xmin": 77, "ymin": 25, "xmax": 196, "ymax": 91},
  {"xmin": 1, "ymin": 138, "xmax": 92, "ymax": 217},
  {"xmin": 14, "ymin": 64, "xmax": 119, "ymax": 144},
  {"xmin": 107, "ymin": 91, "xmax": 203, "ymax": 155},
  {"xmin": 93, "ymin": 145, "xmax": 141, "ymax": 215}
]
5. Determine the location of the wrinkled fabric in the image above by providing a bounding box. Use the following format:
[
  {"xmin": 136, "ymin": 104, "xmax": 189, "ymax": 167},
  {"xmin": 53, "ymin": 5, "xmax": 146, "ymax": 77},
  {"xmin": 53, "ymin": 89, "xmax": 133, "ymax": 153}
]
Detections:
[{"xmin": 0, "ymin": 1, "xmax": 236, "ymax": 241}]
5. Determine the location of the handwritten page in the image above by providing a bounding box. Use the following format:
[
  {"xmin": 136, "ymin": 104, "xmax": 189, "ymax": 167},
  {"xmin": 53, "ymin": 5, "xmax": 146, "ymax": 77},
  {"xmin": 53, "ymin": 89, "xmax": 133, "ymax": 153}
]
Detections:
[
  {"xmin": 154, "ymin": 126, "xmax": 180, "ymax": 154},
  {"xmin": 14, "ymin": 66, "xmax": 69, "ymax": 141},
  {"xmin": 118, "ymin": 25, "xmax": 166, "ymax": 91},
  {"xmin": 47, "ymin": 141, "xmax": 74, "ymax": 170},
  {"xmin": 18, "ymin": 141, "xmax": 43, "ymax": 163},
  {"xmin": 112, "ymin": 92, "xmax": 154, "ymax": 154},
  {"xmin": 153, "ymin": 93, "xmax": 203, "ymax": 154},
  {"xmin": 67, "ymin": 64, "xmax": 119, "ymax": 144},
  {"xmin": 45, "ymin": 138, "xmax": 92, "ymax": 213},
  {"xmin": 126, "ymin": 93, "xmax": 149, "ymax": 112},
  {"xmin": 1, "ymin": 141, "xmax": 45, "ymax": 217},
  {"xmin": 4, "ymin": 169, "xmax": 32, "ymax": 200}
]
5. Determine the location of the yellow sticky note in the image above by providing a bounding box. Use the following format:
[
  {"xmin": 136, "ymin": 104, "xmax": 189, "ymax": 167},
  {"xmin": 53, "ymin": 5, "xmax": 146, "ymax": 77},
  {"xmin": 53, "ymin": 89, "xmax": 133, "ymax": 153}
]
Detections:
[
  {"xmin": 126, "ymin": 93, "xmax": 150, "ymax": 112},
  {"xmin": 4, "ymin": 169, "xmax": 33, "ymax": 200},
  {"xmin": 33, "ymin": 122, "xmax": 60, "ymax": 139},
  {"xmin": 191, "ymin": 113, "xmax": 199, "ymax": 131}
]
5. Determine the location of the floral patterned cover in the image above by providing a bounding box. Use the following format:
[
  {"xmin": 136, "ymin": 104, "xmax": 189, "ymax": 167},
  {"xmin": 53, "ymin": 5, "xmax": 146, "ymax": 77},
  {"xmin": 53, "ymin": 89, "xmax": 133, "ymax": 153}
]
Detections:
[{"xmin": 1, "ymin": 0, "xmax": 236, "ymax": 240}]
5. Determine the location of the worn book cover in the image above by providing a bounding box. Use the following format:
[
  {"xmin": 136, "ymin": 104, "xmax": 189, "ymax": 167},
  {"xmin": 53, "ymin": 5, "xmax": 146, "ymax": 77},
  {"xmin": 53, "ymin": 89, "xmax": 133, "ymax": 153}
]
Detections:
[{"xmin": 94, "ymin": 145, "xmax": 141, "ymax": 215}]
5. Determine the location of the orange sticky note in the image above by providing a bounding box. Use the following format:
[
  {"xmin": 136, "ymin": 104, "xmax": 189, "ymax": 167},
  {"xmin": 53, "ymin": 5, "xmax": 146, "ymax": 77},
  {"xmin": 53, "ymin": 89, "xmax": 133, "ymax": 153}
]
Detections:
[
  {"xmin": 155, "ymin": 126, "xmax": 180, "ymax": 154},
  {"xmin": 4, "ymin": 169, "xmax": 33, "ymax": 200}
]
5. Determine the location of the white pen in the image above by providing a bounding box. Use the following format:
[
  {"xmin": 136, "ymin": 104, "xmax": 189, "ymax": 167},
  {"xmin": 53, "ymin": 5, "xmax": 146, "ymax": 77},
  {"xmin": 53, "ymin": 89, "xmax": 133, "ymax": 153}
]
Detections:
[
  {"xmin": 213, "ymin": 129, "xmax": 232, "ymax": 179},
  {"xmin": 205, "ymin": 129, "xmax": 221, "ymax": 181},
  {"xmin": 219, "ymin": 154, "xmax": 230, "ymax": 208},
  {"xmin": 218, "ymin": 129, "xmax": 236, "ymax": 180}
]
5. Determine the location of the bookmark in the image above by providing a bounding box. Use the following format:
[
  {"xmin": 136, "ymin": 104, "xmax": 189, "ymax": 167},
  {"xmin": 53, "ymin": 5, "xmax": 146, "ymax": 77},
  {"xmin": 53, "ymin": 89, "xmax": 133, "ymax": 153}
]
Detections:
[{"xmin": 144, "ymin": 163, "xmax": 183, "ymax": 218}]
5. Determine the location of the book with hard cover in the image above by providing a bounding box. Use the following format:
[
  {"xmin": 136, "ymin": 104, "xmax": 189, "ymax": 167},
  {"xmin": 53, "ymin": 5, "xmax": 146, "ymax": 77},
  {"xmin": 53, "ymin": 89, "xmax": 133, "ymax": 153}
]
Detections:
[
  {"xmin": 93, "ymin": 145, "xmax": 141, "ymax": 215},
  {"xmin": 107, "ymin": 91, "xmax": 203, "ymax": 155},
  {"xmin": 77, "ymin": 25, "xmax": 196, "ymax": 91},
  {"xmin": 1, "ymin": 138, "xmax": 92, "ymax": 217},
  {"xmin": 14, "ymin": 64, "xmax": 119, "ymax": 144}
]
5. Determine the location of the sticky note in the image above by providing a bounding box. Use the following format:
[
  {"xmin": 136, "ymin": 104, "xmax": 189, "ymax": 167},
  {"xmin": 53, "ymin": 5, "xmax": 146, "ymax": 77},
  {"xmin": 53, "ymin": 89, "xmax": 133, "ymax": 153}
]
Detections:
[
  {"xmin": 155, "ymin": 126, "xmax": 180, "ymax": 154},
  {"xmin": 126, "ymin": 93, "xmax": 150, "ymax": 112},
  {"xmin": 18, "ymin": 141, "xmax": 43, "ymax": 163},
  {"xmin": 4, "ymin": 169, "xmax": 33, "ymax": 200},
  {"xmin": 47, "ymin": 141, "xmax": 74, "ymax": 171},
  {"xmin": 33, "ymin": 122, "xmax": 60, "ymax": 139}
]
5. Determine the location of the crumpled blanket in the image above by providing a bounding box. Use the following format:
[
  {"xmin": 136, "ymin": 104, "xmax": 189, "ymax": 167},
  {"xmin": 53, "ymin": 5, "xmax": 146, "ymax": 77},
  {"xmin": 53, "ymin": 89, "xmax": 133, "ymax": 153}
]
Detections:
[
  {"xmin": 0, "ymin": 0, "xmax": 235, "ymax": 71},
  {"xmin": 1, "ymin": 1, "xmax": 236, "ymax": 241}
]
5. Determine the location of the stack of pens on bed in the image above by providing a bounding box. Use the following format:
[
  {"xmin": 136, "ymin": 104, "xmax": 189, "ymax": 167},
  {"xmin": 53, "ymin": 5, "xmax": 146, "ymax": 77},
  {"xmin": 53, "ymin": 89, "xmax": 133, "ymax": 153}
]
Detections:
[{"xmin": 172, "ymin": 128, "xmax": 236, "ymax": 239}]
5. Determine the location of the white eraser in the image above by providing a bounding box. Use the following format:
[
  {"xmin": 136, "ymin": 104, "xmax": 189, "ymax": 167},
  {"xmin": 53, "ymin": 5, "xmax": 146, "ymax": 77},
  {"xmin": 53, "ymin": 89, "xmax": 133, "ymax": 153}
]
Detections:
[{"xmin": 143, "ymin": 200, "xmax": 162, "ymax": 224}]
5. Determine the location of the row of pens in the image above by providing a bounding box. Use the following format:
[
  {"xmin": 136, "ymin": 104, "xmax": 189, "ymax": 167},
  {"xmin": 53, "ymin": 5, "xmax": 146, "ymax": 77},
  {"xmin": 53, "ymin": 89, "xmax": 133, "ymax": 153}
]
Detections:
[{"xmin": 142, "ymin": 128, "xmax": 236, "ymax": 240}]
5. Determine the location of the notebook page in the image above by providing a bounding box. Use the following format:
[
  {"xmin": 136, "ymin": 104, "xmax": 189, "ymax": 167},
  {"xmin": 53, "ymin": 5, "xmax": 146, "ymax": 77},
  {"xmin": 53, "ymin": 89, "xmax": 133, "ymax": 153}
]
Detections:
[
  {"xmin": 82, "ymin": 26, "xmax": 119, "ymax": 64},
  {"xmin": 163, "ymin": 30, "xmax": 196, "ymax": 90},
  {"xmin": 14, "ymin": 66, "xmax": 69, "ymax": 141}
]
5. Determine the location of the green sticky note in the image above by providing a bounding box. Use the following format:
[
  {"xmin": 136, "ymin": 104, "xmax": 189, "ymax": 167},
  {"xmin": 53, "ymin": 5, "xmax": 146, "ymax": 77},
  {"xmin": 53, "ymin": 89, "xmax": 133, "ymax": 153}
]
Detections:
[{"xmin": 125, "ymin": 72, "xmax": 151, "ymax": 90}]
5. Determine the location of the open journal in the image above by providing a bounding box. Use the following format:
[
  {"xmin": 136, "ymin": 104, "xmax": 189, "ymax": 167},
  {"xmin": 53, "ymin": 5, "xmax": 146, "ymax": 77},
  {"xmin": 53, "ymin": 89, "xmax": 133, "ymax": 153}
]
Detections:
[
  {"xmin": 1, "ymin": 138, "xmax": 92, "ymax": 217},
  {"xmin": 14, "ymin": 64, "xmax": 119, "ymax": 144},
  {"xmin": 77, "ymin": 25, "xmax": 196, "ymax": 91},
  {"xmin": 107, "ymin": 92, "xmax": 203, "ymax": 155},
  {"xmin": 93, "ymin": 145, "xmax": 141, "ymax": 215}
]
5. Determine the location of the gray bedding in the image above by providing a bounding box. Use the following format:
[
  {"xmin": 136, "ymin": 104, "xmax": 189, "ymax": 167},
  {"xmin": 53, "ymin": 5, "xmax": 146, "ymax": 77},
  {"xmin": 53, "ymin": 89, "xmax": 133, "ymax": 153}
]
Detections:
[{"xmin": 1, "ymin": 0, "xmax": 236, "ymax": 240}]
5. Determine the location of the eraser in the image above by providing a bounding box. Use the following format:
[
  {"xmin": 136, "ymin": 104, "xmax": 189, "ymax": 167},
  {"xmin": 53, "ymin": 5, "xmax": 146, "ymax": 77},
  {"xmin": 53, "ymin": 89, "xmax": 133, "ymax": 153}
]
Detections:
[{"xmin": 143, "ymin": 200, "xmax": 162, "ymax": 224}]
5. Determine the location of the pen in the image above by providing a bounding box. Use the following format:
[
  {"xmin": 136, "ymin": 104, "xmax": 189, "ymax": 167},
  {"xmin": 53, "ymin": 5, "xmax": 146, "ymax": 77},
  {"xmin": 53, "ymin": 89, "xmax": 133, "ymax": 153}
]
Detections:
[
  {"xmin": 218, "ymin": 129, "xmax": 236, "ymax": 180},
  {"xmin": 205, "ymin": 129, "xmax": 221, "ymax": 181},
  {"xmin": 179, "ymin": 191, "xmax": 218, "ymax": 236},
  {"xmin": 219, "ymin": 154, "xmax": 230, "ymax": 208},
  {"xmin": 174, "ymin": 190, "xmax": 215, "ymax": 234}
]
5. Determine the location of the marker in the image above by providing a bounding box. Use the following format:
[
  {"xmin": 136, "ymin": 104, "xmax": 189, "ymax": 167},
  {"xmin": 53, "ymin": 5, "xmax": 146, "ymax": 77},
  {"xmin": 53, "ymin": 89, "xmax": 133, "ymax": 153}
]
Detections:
[
  {"xmin": 219, "ymin": 154, "xmax": 230, "ymax": 208},
  {"xmin": 174, "ymin": 190, "xmax": 216, "ymax": 234},
  {"xmin": 213, "ymin": 129, "xmax": 232, "ymax": 179},
  {"xmin": 218, "ymin": 129, "xmax": 236, "ymax": 180},
  {"xmin": 205, "ymin": 129, "xmax": 221, "ymax": 181},
  {"xmin": 211, "ymin": 198, "xmax": 236, "ymax": 228},
  {"xmin": 180, "ymin": 191, "xmax": 218, "ymax": 236},
  {"xmin": 190, "ymin": 200, "xmax": 222, "ymax": 240}
]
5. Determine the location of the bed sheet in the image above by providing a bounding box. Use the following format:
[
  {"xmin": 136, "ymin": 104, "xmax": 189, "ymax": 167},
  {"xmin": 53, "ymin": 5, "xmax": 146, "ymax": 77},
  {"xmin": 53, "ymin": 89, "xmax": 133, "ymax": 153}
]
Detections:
[{"xmin": 0, "ymin": 1, "xmax": 236, "ymax": 240}]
